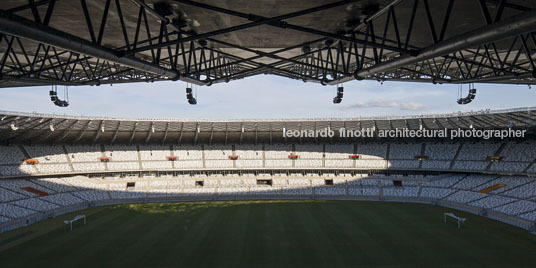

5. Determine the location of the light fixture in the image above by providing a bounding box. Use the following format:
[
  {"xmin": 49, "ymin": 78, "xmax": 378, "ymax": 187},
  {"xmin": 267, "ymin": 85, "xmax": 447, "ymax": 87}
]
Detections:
[
  {"xmin": 457, "ymin": 84, "xmax": 476, "ymax": 105},
  {"xmin": 50, "ymin": 85, "xmax": 69, "ymax": 107},
  {"xmin": 186, "ymin": 87, "xmax": 197, "ymax": 105},
  {"xmin": 333, "ymin": 86, "xmax": 343, "ymax": 104}
]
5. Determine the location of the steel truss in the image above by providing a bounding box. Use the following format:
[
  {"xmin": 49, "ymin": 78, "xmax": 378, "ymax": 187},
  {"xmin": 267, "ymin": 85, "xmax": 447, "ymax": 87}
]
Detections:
[{"xmin": 0, "ymin": 0, "xmax": 535, "ymax": 88}]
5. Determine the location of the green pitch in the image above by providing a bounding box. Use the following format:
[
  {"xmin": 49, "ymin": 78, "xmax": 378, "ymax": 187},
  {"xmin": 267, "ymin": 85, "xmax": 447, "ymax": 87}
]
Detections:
[{"xmin": 1, "ymin": 200, "xmax": 535, "ymax": 267}]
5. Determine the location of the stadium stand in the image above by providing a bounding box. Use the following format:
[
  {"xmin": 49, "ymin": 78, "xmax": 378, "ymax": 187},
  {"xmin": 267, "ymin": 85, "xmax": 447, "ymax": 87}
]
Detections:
[
  {"xmin": 3, "ymin": 173, "xmax": 532, "ymax": 233},
  {"xmin": 457, "ymin": 143, "xmax": 502, "ymax": 161},
  {"xmin": 389, "ymin": 143, "xmax": 422, "ymax": 159},
  {"xmin": 356, "ymin": 143, "xmax": 387, "ymax": 160},
  {"xmin": 2, "ymin": 141, "xmax": 536, "ymax": 176},
  {"xmin": 424, "ymin": 143, "xmax": 460, "ymax": 160},
  {"xmin": 1, "ymin": 109, "xmax": 536, "ymax": 233}
]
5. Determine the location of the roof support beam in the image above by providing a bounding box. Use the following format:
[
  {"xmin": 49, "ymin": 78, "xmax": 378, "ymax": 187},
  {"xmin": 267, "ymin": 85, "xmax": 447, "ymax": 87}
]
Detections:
[
  {"xmin": 93, "ymin": 120, "xmax": 104, "ymax": 144},
  {"xmin": 239, "ymin": 123, "xmax": 244, "ymax": 145},
  {"xmin": 162, "ymin": 122, "xmax": 169, "ymax": 145},
  {"xmin": 172, "ymin": 0, "xmax": 410, "ymax": 55},
  {"xmin": 298, "ymin": 123, "xmax": 302, "ymax": 145},
  {"xmin": 269, "ymin": 124, "xmax": 273, "ymax": 145},
  {"xmin": 314, "ymin": 122, "xmax": 318, "ymax": 144},
  {"xmin": 110, "ymin": 121, "xmax": 121, "ymax": 145},
  {"xmin": 209, "ymin": 123, "xmax": 214, "ymax": 145},
  {"xmin": 73, "ymin": 120, "xmax": 92, "ymax": 144},
  {"xmin": 0, "ymin": 117, "xmax": 19, "ymax": 128},
  {"xmin": 127, "ymin": 0, "xmax": 358, "ymax": 55},
  {"xmin": 0, "ymin": 117, "xmax": 43, "ymax": 142},
  {"xmin": 145, "ymin": 122, "xmax": 154, "ymax": 144},
  {"xmin": 224, "ymin": 123, "xmax": 228, "ymax": 145},
  {"xmin": 39, "ymin": 118, "xmax": 66, "ymax": 142},
  {"xmin": 254, "ymin": 123, "xmax": 258, "ymax": 145},
  {"xmin": 0, "ymin": 11, "xmax": 180, "ymax": 79},
  {"xmin": 346, "ymin": 9, "xmax": 536, "ymax": 82},
  {"xmin": 14, "ymin": 118, "xmax": 53, "ymax": 141},
  {"xmin": 56, "ymin": 120, "xmax": 79, "ymax": 142},
  {"xmin": 6, "ymin": 0, "xmax": 54, "ymax": 14},
  {"xmin": 178, "ymin": 122, "xmax": 184, "ymax": 145},
  {"xmin": 129, "ymin": 122, "xmax": 138, "ymax": 145},
  {"xmin": 193, "ymin": 123, "xmax": 200, "ymax": 145},
  {"xmin": 473, "ymin": 115, "xmax": 501, "ymax": 129}
]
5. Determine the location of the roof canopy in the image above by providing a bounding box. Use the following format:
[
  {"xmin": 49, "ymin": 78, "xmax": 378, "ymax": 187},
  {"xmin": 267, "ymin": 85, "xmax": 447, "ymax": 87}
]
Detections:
[
  {"xmin": 1, "ymin": 107, "xmax": 534, "ymax": 144},
  {"xmin": 0, "ymin": 0, "xmax": 535, "ymax": 88}
]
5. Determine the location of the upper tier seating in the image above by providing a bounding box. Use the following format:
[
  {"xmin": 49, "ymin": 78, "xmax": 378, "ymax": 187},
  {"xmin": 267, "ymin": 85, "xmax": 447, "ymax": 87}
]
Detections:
[
  {"xmin": 457, "ymin": 143, "xmax": 501, "ymax": 161},
  {"xmin": 1, "ymin": 142, "xmax": 536, "ymax": 178},
  {"xmin": 499, "ymin": 142, "xmax": 536, "ymax": 162},
  {"xmin": 295, "ymin": 144, "xmax": 323, "ymax": 159},
  {"xmin": 173, "ymin": 145, "xmax": 203, "ymax": 160},
  {"xmin": 141, "ymin": 161, "xmax": 173, "ymax": 170},
  {"xmin": 235, "ymin": 145, "xmax": 263, "ymax": 159},
  {"xmin": 264, "ymin": 144, "xmax": 292, "ymax": 159},
  {"xmin": 65, "ymin": 145, "xmax": 102, "ymax": 162},
  {"xmin": 25, "ymin": 145, "xmax": 66, "ymax": 163},
  {"xmin": 0, "ymin": 146, "xmax": 25, "ymax": 165},
  {"xmin": 72, "ymin": 162, "xmax": 106, "ymax": 172},
  {"xmin": 355, "ymin": 160, "xmax": 386, "ymax": 169},
  {"xmin": 295, "ymin": 159, "xmax": 323, "ymax": 168},
  {"xmin": 0, "ymin": 165, "xmax": 37, "ymax": 176},
  {"xmin": 356, "ymin": 143, "xmax": 387, "ymax": 160},
  {"xmin": 204, "ymin": 145, "xmax": 233, "ymax": 160},
  {"xmin": 389, "ymin": 143, "xmax": 421, "ymax": 159},
  {"xmin": 325, "ymin": 159, "xmax": 353, "ymax": 168},
  {"xmin": 139, "ymin": 145, "xmax": 170, "ymax": 161},
  {"xmin": 387, "ymin": 160, "xmax": 420, "ymax": 169},
  {"xmin": 36, "ymin": 164, "xmax": 72, "ymax": 174},
  {"xmin": 424, "ymin": 143, "xmax": 460, "ymax": 160},
  {"xmin": 235, "ymin": 160, "xmax": 263, "ymax": 168},
  {"xmin": 107, "ymin": 161, "xmax": 139, "ymax": 171},
  {"xmin": 324, "ymin": 144, "xmax": 353, "ymax": 159},
  {"xmin": 104, "ymin": 145, "xmax": 138, "ymax": 161}
]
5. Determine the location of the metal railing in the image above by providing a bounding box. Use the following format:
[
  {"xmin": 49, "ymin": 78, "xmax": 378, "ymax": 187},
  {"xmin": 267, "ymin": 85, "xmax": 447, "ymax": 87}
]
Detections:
[{"xmin": 0, "ymin": 107, "xmax": 533, "ymax": 123}]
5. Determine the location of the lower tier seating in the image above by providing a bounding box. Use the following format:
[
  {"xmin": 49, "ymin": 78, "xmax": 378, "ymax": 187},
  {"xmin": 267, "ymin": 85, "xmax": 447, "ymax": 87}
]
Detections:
[{"xmin": 1, "ymin": 174, "xmax": 535, "ymax": 231}]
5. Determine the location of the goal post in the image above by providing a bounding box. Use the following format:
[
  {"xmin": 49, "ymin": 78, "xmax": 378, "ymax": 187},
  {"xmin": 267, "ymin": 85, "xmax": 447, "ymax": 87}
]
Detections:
[
  {"xmin": 64, "ymin": 215, "xmax": 86, "ymax": 231},
  {"xmin": 444, "ymin": 213, "xmax": 466, "ymax": 229}
]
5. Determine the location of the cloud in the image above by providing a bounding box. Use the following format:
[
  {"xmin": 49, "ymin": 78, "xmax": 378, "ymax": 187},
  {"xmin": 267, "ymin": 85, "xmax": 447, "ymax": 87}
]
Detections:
[
  {"xmin": 344, "ymin": 99, "xmax": 427, "ymax": 112},
  {"xmin": 399, "ymin": 102, "xmax": 427, "ymax": 111},
  {"xmin": 1, "ymin": 75, "xmax": 530, "ymax": 119},
  {"xmin": 345, "ymin": 99, "xmax": 399, "ymax": 109}
]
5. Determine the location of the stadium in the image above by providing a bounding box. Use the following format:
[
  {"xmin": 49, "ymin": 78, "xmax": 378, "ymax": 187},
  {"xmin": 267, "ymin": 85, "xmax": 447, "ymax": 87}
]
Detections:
[{"xmin": 1, "ymin": 0, "xmax": 536, "ymax": 267}]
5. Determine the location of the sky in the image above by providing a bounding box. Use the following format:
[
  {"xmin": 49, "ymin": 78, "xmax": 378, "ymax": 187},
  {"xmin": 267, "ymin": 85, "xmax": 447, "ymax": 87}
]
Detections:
[{"xmin": 0, "ymin": 75, "xmax": 534, "ymax": 119}]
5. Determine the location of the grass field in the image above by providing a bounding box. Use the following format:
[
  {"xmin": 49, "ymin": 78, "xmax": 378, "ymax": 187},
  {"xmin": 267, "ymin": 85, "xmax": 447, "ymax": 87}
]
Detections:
[{"xmin": 1, "ymin": 200, "xmax": 535, "ymax": 267}]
